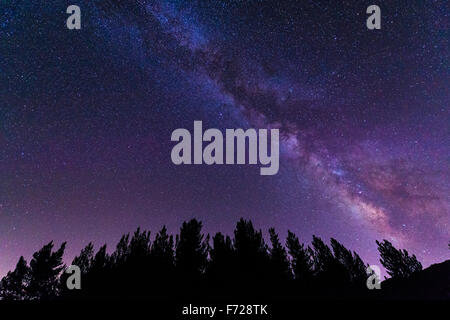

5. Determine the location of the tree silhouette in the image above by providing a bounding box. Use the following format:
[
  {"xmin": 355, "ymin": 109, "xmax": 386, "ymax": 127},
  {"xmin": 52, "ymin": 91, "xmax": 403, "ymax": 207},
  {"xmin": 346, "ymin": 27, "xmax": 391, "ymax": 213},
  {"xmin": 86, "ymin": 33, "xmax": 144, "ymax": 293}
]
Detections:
[
  {"xmin": 28, "ymin": 241, "xmax": 66, "ymax": 300},
  {"xmin": 82, "ymin": 244, "xmax": 111, "ymax": 297},
  {"xmin": 310, "ymin": 235, "xmax": 334, "ymax": 275},
  {"xmin": 330, "ymin": 238, "xmax": 366, "ymax": 286},
  {"xmin": 150, "ymin": 226, "xmax": 175, "ymax": 296},
  {"xmin": 112, "ymin": 228, "xmax": 152, "ymax": 296},
  {"xmin": 376, "ymin": 240, "xmax": 422, "ymax": 279},
  {"xmin": 72, "ymin": 242, "xmax": 95, "ymax": 274},
  {"xmin": 233, "ymin": 218, "xmax": 269, "ymax": 294},
  {"xmin": 111, "ymin": 233, "xmax": 130, "ymax": 268},
  {"xmin": 286, "ymin": 231, "xmax": 313, "ymax": 284},
  {"xmin": 175, "ymin": 219, "xmax": 209, "ymax": 279},
  {"xmin": 348, "ymin": 252, "xmax": 366, "ymax": 286},
  {"xmin": 151, "ymin": 226, "xmax": 175, "ymax": 273},
  {"xmin": 233, "ymin": 219, "xmax": 268, "ymax": 266},
  {"xmin": 268, "ymin": 228, "xmax": 291, "ymax": 282},
  {"xmin": 310, "ymin": 235, "xmax": 354, "ymax": 291},
  {"xmin": 91, "ymin": 244, "xmax": 109, "ymax": 273},
  {"xmin": 207, "ymin": 232, "xmax": 235, "ymax": 288},
  {"xmin": 60, "ymin": 242, "xmax": 95, "ymax": 298},
  {"xmin": 128, "ymin": 228, "xmax": 151, "ymax": 263},
  {"xmin": 0, "ymin": 256, "xmax": 29, "ymax": 300},
  {"xmin": 1, "ymin": 218, "xmax": 446, "ymax": 301}
]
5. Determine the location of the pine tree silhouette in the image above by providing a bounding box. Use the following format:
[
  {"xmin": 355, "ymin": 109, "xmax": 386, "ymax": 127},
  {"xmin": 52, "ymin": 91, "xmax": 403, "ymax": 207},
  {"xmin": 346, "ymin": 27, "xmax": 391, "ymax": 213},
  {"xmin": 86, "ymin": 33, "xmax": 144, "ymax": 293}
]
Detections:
[
  {"xmin": 151, "ymin": 226, "xmax": 175, "ymax": 273},
  {"xmin": 207, "ymin": 232, "xmax": 235, "ymax": 289},
  {"xmin": 233, "ymin": 218, "xmax": 269, "ymax": 294},
  {"xmin": 150, "ymin": 226, "xmax": 175, "ymax": 297},
  {"xmin": 0, "ymin": 256, "xmax": 29, "ymax": 300},
  {"xmin": 112, "ymin": 228, "xmax": 152, "ymax": 297},
  {"xmin": 349, "ymin": 252, "xmax": 367, "ymax": 287},
  {"xmin": 112, "ymin": 233, "xmax": 131, "ymax": 268},
  {"xmin": 175, "ymin": 219, "xmax": 209, "ymax": 282},
  {"xmin": 311, "ymin": 235, "xmax": 352, "ymax": 291},
  {"xmin": 1, "ymin": 218, "xmax": 445, "ymax": 301},
  {"xmin": 286, "ymin": 231, "xmax": 313, "ymax": 284},
  {"xmin": 376, "ymin": 240, "xmax": 422, "ymax": 279},
  {"xmin": 60, "ymin": 242, "xmax": 95, "ymax": 299},
  {"xmin": 311, "ymin": 235, "xmax": 334, "ymax": 275},
  {"xmin": 128, "ymin": 228, "xmax": 151, "ymax": 262},
  {"xmin": 330, "ymin": 238, "xmax": 366, "ymax": 286},
  {"xmin": 268, "ymin": 228, "xmax": 291, "ymax": 282},
  {"xmin": 72, "ymin": 242, "xmax": 95, "ymax": 274},
  {"xmin": 28, "ymin": 241, "xmax": 66, "ymax": 300},
  {"xmin": 91, "ymin": 244, "xmax": 109, "ymax": 273},
  {"xmin": 86, "ymin": 244, "xmax": 110, "ymax": 297}
]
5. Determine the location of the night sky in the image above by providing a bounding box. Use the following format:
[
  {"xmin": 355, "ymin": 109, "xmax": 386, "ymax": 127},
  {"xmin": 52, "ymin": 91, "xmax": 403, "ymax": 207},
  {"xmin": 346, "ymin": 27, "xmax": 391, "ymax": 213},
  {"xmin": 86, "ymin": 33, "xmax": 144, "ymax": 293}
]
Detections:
[{"xmin": 0, "ymin": 0, "xmax": 449, "ymax": 277}]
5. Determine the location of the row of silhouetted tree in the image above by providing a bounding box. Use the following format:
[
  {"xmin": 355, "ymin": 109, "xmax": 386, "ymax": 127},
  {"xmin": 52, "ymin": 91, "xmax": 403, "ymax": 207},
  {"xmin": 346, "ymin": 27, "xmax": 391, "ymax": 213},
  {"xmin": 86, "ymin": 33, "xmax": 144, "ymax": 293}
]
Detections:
[{"xmin": 0, "ymin": 218, "xmax": 426, "ymax": 300}]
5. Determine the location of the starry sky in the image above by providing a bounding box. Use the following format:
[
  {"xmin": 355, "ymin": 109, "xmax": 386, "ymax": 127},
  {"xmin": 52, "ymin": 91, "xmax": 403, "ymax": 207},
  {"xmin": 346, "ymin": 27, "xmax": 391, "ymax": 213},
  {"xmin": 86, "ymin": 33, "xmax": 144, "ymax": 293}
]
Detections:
[{"xmin": 0, "ymin": 0, "xmax": 449, "ymax": 277}]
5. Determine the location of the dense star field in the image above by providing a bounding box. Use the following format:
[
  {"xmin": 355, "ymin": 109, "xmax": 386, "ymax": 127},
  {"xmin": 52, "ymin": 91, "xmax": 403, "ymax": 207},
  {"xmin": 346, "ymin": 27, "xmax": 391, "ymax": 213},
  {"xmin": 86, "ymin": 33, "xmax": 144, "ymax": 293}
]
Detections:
[{"xmin": 0, "ymin": 0, "xmax": 448, "ymax": 277}]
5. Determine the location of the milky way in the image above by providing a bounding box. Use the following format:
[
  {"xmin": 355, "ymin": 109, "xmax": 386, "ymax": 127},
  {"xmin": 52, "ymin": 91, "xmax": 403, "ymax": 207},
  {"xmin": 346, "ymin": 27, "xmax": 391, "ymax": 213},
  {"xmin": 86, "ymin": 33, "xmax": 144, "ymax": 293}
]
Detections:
[{"xmin": 0, "ymin": 0, "xmax": 448, "ymax": 276}]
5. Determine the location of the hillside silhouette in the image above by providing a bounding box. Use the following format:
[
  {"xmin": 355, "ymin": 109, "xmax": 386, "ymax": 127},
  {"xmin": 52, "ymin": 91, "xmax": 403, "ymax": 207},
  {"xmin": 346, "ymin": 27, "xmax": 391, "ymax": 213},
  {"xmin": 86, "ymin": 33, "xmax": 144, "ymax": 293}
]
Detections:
[
  {"xmin": 0, "ymin": 218, "xmax": 448, "ymax": 301},
  {"xmin": 378, "ymin": 260, "xmax": 450, "ymax": 300}
]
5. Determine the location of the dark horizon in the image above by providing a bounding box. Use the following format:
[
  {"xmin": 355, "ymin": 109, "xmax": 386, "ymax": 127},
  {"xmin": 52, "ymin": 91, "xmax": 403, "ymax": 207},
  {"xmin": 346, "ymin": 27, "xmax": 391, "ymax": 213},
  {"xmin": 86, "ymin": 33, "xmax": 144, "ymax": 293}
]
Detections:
[
  {"xmin": 3, "ymin": 217, "xmax": 448, "ymax": 302},
  {"xmin": 1, "ymin": 215, "xmax": 449, "ymax": 280}
]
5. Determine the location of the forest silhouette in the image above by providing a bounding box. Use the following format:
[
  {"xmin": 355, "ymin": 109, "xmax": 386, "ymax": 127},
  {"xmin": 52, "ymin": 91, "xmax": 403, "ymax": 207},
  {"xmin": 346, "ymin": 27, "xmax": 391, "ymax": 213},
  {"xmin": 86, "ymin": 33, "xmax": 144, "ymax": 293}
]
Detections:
[{"xmin": 0, "ymin": 218, "xmax": 448, "ymax": 301}]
